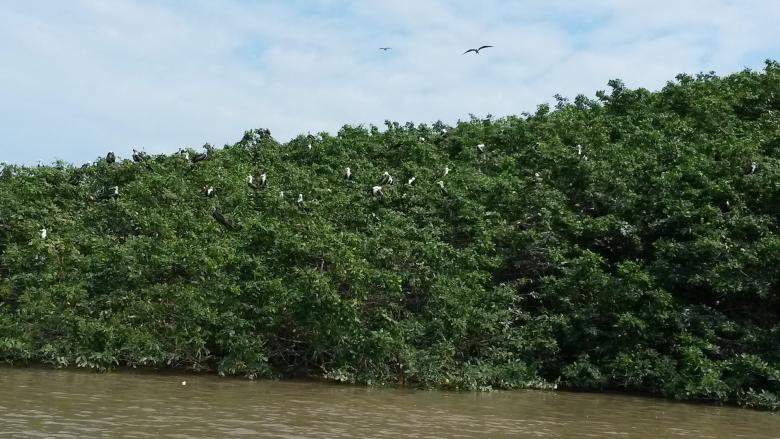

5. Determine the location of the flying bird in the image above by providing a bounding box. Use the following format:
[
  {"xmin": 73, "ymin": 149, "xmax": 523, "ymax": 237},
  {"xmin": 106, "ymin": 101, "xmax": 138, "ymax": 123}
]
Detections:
[
  {"xmin": 106, "ymin": 151, "xmax": 116, "ymax": 164},
  {"xmin": 379, "ymin": 47, "xmax": 391, "ymax": 51},
  {"xmin": 463, "ymin": 45, "xmax": 493, "ymax": 55}
]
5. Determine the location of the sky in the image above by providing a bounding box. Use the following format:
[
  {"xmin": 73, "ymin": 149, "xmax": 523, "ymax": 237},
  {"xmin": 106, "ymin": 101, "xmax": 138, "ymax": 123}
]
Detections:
[{"xmin": 1, "ymin": 0, "xmax": 779, "ymax": 165}]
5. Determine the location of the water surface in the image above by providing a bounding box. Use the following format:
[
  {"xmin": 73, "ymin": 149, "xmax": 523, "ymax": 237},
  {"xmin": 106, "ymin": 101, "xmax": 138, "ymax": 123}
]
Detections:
[{"xmin": 1, "ymin": 368, "xmax": 778, "ymax": 438}]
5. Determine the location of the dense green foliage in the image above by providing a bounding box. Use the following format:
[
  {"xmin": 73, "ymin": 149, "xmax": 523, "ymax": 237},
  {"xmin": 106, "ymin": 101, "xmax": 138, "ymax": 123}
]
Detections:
[{"xmin": 2, "ymin": 62, "xmax": 779, "ymax": 409}]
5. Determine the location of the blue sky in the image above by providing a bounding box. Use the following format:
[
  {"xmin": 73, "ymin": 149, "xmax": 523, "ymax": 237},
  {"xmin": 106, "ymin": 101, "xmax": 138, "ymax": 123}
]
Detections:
[{"xmin": 1, "ymin": 0, "xmax": 778, "ymax": 165}]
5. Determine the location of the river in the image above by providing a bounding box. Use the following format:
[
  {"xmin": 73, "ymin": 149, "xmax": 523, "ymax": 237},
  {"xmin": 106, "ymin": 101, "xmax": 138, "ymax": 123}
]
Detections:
[{"xmin": 0, "ymin": 368, "xmax": 777, "ymax": 438}]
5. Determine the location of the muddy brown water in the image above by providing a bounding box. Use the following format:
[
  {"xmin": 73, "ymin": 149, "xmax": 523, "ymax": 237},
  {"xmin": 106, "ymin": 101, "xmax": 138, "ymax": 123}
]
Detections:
[{"xmin": 0, "ymin": 368, "xmax": 778, "ymax": 438}]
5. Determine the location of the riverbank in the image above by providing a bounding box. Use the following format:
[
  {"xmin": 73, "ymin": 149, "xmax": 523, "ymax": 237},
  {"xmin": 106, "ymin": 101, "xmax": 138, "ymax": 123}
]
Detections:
[{"xmin": 2, "ymin": 62, "xmax": 779, "ymax": 409}]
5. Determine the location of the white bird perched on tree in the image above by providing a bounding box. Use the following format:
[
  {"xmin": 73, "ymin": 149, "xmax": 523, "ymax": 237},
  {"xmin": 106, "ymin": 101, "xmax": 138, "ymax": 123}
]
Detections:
[
  {"xmin": 476, "ymin": 143, "xmax": 485, "ymax": 154},
  {"xmin": 307, "ymin": 143, "xmax": 312, "ymax": 150},
  {"xmin": 260, "ymin": 173, "xmax": 267, "ymax": 187},
  {"xmin": 40, "ymin": 228, "xmax": 47, "ymax": 240},
  {"xmin": 247, "ymin": 175, "xmax": 259, "ymax": 190},
  {"xmin": 279, "ymin": 190, "xmax": 284, "ymax": 198},
  {"xmin": 372, "ymin": 185, "xmax": 384, "ymax": 197},
  {"xmin": 443, "ymin": 166, "xmax": 450, "ymax": 177},
  {"xmin": 751, "ymin": 161, "xmax": 758, "ymax": 174},
  {"xmin": 297, "ymin": 193, "xmax": 304, "ymax": 205},
  {"xmin": 379, "ymin": 171, "xmax": 391, "ymax": 185},
  {"xmin": 345, "ymin": 167, "xmax": 352, "ymax": 181},
  {"xmin": 436, "ymin": 180, "xmax": 447, "ymax": 194},
  {"xmin": 407, "ymin": 176, "xmax": 416, "ymax": 186},
  {"xmin": 419, "ymin": 136, "xmax": 426, "ymax": 142},
  {"xmin": 388, "ymin": 175, "xmax": 394, "ymax": 185},
  {"xmin": 206, "ymin": 186, "xmax": 215, "ymax": 197},
  {"xmin": 576, "ymin": 144, "xmax": 583, "ymax": 156}
]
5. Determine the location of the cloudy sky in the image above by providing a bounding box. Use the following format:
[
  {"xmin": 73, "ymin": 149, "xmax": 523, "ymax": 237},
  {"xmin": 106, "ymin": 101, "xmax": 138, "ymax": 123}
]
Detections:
[{"xmin": 1, "ymin": 0, "xmax": 778, "ymax": 164}]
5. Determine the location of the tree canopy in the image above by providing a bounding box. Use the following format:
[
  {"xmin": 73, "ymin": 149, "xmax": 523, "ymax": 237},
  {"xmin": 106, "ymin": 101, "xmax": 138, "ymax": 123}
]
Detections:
[{"xmin": 1, "ymin": 61, "xmax": 779, "ymax": 409}]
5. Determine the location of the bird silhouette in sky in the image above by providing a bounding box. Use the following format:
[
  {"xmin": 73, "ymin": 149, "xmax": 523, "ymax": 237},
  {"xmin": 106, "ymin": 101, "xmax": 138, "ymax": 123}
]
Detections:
[
  {"xmin": 463, "ymin": 45, "xmax": 493, "ymax": 55},
  {"xmin": 379, "ymin": 47, "xmax": 391, "ymax": 51}
]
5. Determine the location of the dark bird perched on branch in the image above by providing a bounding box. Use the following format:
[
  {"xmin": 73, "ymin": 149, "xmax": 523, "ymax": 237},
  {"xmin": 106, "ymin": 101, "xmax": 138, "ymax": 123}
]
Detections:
[
  {"xmin": 371, "ymin": 185, "xmax": 384, "ymax": 198},
  {"xmin": 211, "ymin": 207, "xmax": 236, "ymax": 231},
  {"xmin": 378, "ymin": 171, "xmax": 391, "ymax": 185},
  {"xmin": 463, "ymin": 45, "xmax": 493, "ymax": 55},
  {"xmin": 191, "ymin": 151, "xmax": 208, "ymax": 163},
  {"xmin": 96, "ymin": 186, "xmax": 119, "ymax": 201},
  {"xmin": 132, "ymin": 149, "xmax": 147, "ymax": 162},
  {"xmin": 106, "ymin": 151, "xmax": 116, "ymax": 164}
]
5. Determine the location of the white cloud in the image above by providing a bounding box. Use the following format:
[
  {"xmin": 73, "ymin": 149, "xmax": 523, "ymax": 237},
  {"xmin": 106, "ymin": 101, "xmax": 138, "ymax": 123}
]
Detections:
[{"xmin": 0, "ymin": 0, "xmax": 778, "ymax": 164}]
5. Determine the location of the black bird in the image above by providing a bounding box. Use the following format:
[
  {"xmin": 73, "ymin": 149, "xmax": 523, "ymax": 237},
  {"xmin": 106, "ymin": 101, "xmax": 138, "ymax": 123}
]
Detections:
[
  {"xmin": 106, "ymin": 151, "xmax": 116, "ymax": 164},
  {"xmin": 211, "ymin": 207, "xmax": 236, "ymax": 231},
  {"xmin": 463, "ymin": 45, "xmax": 493, "ymax": 55},
  {"xmin": 96, "ymin": 186, "xmax": 119, "ymax": 201},
  {"xmin": 379, "ymin": 47, "xmax": 391, "ymax": 51},
  {"xmin": 132, "ymin": 149, "xmax": 147, "ymax": 162},
  {"xmin": 191, "ymin": 152, "xmax": 208, "ymax": 163}
]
